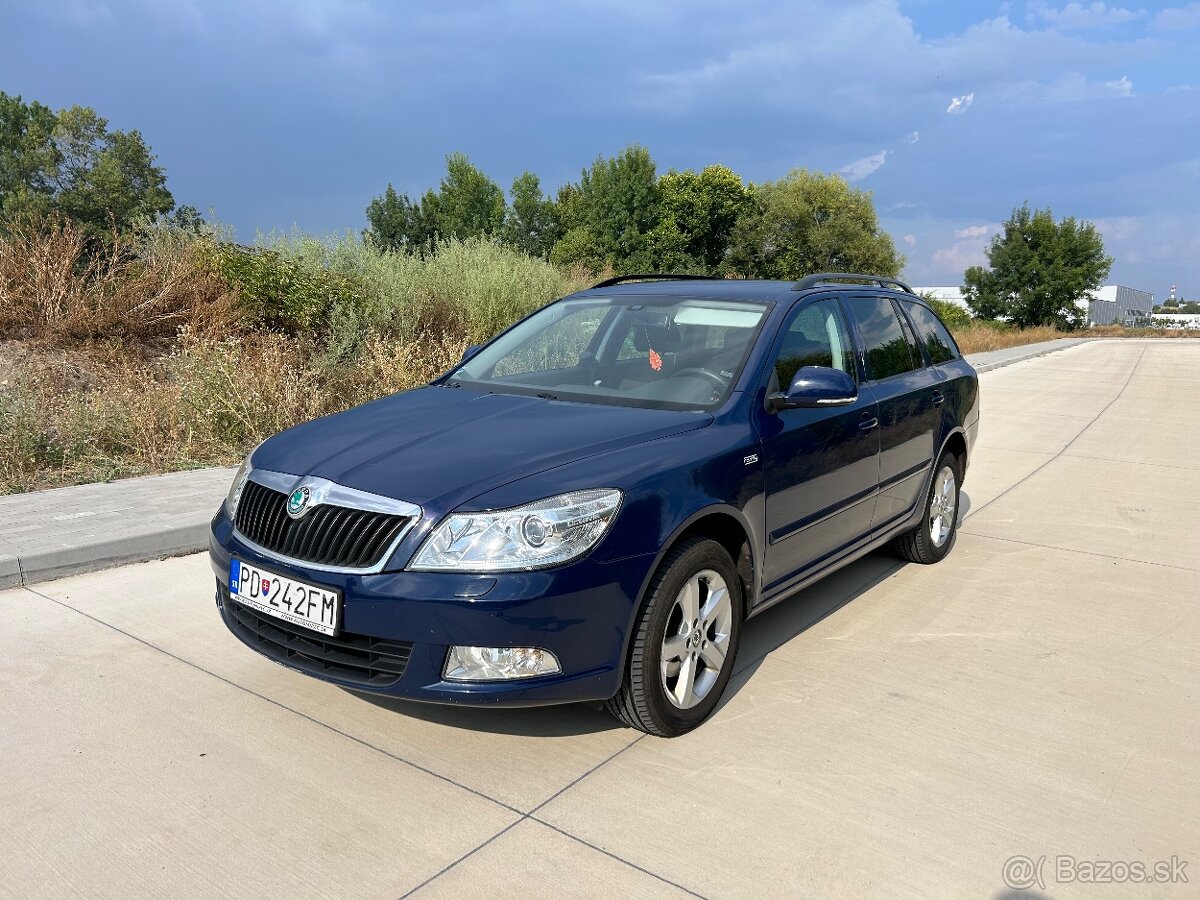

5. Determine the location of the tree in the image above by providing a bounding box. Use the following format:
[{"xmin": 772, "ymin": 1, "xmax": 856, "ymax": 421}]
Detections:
[
  {"xmin": 0, "ymin": 92, "xmax": 57, "ymax": 220},
  {"xmin": 551, "ymin": 145, "xmax": 660, "ymax": 271},
  {"xmin": 728, "ymin": 169, "xmax": 902, "ymax": 279},
  {"xmin": 963, "ymin": 204, "xmax": 1111, "ymax": 329},
  {"xmin": 435, "ymin": 152, "xmax": 505, "ymax": 240},
  {"xmin": 366, "ymin": 184, "xmax": 417, "ymax": 251},
  {"xmin": 0, "ymin": 95, "xmax": 174, "ymax": 235},
  {"xmin": 658, "ymin": 165, "xmax": 752, "ymax": 273},
  {"xmin": 365, "ymin": 184, "xmax": 441, "ymax": 253},
  {"xmin": 502, "ymin": 171, "xmax": 561, "ymax": 258},
  {"xmin": 161, "ymin": 204, "xmax": 205, "ymax": 233},
  {"xmin": 48, "ymin": 106, "xmax": 173, "ymax": 235}
]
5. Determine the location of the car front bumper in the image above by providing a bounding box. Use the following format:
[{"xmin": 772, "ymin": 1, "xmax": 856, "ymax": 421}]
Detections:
[{"xmin": 209, "ymin": 512, "xmax": 655, "ymax": 707}]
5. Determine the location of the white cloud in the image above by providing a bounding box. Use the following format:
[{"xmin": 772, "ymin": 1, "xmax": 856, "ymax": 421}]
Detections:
[
  {"xmin": 1030, "ymin": 2, "xmax": 1145, "ymax": 29},
  {"xmin": 954, "ymin": 224, "xmax": 991, "ymax": 238},
  {"xmin": 839, "ymin": 149, "xmax": 890, "ymax": 182},
  {"xmin": 1093, "ymin": 216, "xmax": 1140, "ymax": 242},
  {"xmin": 1153, "ymin": 3, "xmax": 1200, "ymax": 31},
  {"xmin": 1106, "ymin": 75, "xmax": 1133, "ymax": 96},
  {"xmin": 946, "ymin": 92, "xmax": 975, "ymax": 114},
  {"xmin": 930, "ymin": 223, "xmax": 1001, "ymax": 275},
  {"xmin": 932, "ymin": 240, "xmax": 990, "ymax": 274},
  {"xmin": 908, "ymin": 130, "xmax": 920, "ymax": 143},
  {"xmin": 903, "ymin": 234, "xmax": 917, "ymax": 247}
]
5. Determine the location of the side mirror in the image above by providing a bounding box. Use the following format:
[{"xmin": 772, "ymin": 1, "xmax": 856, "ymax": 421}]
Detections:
[
  {"xmin": 768, "ymin": 366, "xmax": 858, "ymax": 412},
  {"xmin": 460, "ymin": 344, "xmax": 482, "ymax": 363}
]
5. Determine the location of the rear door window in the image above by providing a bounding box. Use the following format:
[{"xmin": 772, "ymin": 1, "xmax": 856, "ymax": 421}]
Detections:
[
  {"xmin": 847, "ymin": 296, "xmax": 920, "ymax": 381},
  {"xmin": 903, "ymin": 301, "xmax": 961, "ymax": 365}
]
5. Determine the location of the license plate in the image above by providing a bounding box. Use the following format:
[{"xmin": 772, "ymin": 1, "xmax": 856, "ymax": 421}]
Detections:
[{"xmin": 228, "ymin": 559, "xmax": 341, "ymax": 636}]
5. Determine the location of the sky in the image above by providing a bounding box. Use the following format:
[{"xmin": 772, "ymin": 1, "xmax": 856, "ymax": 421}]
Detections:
[{"xmin": 2, "ymin": 0, "xmax": 1197, "ymax": 298}]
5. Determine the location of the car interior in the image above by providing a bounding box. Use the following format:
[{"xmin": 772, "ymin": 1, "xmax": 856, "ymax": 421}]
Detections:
[{"xmin": 463, "ymin": 300, "xmax": 766, "ymax": 407}]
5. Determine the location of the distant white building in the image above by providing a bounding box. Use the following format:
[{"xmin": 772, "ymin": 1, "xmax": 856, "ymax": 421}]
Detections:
[
  {"xmin": 1151, "ymin": 313, "xmax": 1200, "ymax": 330},
  {"xmin": 910, "ymin": 287, "xmax": 969, "ymax": 310}
]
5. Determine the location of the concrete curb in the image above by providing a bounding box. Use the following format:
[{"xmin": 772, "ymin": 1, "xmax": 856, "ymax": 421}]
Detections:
[
  {"xmin": 0, "ymin": 555, "xmax": 21, "ymax": 590},
  {"xmin": 965, "ymin": 338, "xmax": 1091, "ymax": 373},
  {"xmin": 0, "ymin": 337, "xmax": 1093, "ymax": 590},
  {"xmin": 10, "ymin": 524, "xmax": 212, "ymax": 588}
]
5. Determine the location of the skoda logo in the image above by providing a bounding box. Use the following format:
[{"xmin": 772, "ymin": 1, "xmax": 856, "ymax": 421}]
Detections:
[{"xmin": 287, "ymin": 486, "xmax": 312, "ymax": 519}]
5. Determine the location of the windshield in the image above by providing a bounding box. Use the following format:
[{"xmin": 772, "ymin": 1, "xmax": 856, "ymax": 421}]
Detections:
[{"xmin": 447, "ymin": 295, "xmax": 770, "ymax": 410}]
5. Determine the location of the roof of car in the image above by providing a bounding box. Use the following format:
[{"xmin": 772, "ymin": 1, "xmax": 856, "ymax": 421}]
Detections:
[
  {"xmin": 579, "ymin": 279, "xmax": 795, "ymax": 302},
  {"xmin": 572, "ymin": 273, "xmax": 921, "ymax": 304}
]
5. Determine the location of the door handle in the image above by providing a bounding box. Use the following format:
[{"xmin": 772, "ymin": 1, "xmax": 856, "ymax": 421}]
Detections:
[
  {"xmin": 858, "ymin": 414, "xmax": 878, "ymax": 432},
  {"xmin": 931, "ymin": 390, "xmax": 945, "ymax": 408}
]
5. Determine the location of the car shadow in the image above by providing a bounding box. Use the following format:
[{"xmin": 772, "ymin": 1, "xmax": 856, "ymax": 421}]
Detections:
[
  {"xmin": 342, "ymin": 492, "xmax": 973, "ymax": 738},
  {"xmin": 719, "ymin": 489, "xmax": 972, "ymax": 711},
  {"xmin": 718, "ymin": 551, "xmax": 907, "ymax": 711},
  {"xmin": 342, "ymin": 688, "xmax": 622, "ymax": 738}
]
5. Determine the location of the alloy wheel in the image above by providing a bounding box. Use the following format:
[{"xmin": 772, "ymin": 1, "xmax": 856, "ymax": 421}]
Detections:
[
  {"xmin": 659, "ymin": 569, "xmax": 733, "ymax": 709},
  {"xmin": 928, "ymin": 464, "xmax": 958, "ymax": 548}
]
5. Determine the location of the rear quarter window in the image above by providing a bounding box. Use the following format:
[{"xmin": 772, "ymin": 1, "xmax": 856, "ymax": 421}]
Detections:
[
  {"xmin": 847, "ymin": 296, "xmax": 920, "ymax": 380},
  {"xmin": 903, "ymin": 301, "xmax": 961, "ymax": 365}
]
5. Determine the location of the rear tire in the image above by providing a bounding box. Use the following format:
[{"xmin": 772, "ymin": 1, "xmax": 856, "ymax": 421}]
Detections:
[
  {"xmin": 605, "ymin": 537, "xmax": 743, "ymax": 737},
  {"xmin": 891, "ymin": 451, "xmax": 962, "ymax": 564}
]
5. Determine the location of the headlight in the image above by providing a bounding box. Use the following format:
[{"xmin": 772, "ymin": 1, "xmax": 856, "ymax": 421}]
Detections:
[
  {"xmin": 410, "ymin": 488, "xmax": 622, "ymax": 572},
  {"xmin": 225, "ymin": 452, "xmax": 255, "ymax": 519}
]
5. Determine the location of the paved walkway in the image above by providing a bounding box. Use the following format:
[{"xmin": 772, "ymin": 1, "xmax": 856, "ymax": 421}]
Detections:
[
  {"xmin": 2, "ymin": 339, "xmax": 1197, "ymax": 898},
  {"xmin": 0, "ymin": 337, "xmax": 1091, "ymax": 588},
  {"xmin": 0, "ymin": 467, "xmax": 234, "ymax": 587}
]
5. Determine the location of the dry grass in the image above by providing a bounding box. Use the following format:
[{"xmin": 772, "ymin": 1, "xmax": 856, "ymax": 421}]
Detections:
[
  {"xmin": 1088, "ymin": 325, "xmax": 1200, "ymax": 339},
  {"xmin": 0, "ymin": 331, "xmax": 467, "ymax": 493},
  {"xmin": 0, "ymin": 216, "xmax": 235, "ymax": 344},
  {"xmin": 951, "ymin": 324, "xmax": 1065, "ymax": 354}
]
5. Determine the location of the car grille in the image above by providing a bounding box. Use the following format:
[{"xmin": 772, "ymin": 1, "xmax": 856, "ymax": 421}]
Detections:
[
  {"xmin": 234, "ymin": 480, "xmax": 411, "ymax": 570},
  {"xmin": 220, "ymin": 589, "xmax": 413, "ymax": 687}
]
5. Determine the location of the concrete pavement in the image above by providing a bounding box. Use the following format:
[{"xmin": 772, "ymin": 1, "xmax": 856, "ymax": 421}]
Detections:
[
  {"xmin": 1, "ymin": 339, "xmax": 1197, "ymax": 898},
  {"xmin": 0, "ymin": 337, "xmax": 1093, "ymax": 589}
]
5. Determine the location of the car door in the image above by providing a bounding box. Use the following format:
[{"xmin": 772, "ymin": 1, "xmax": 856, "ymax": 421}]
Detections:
[
  {"xmin": 756, "ymin": 296, "xmax": 881, "ymax": 590},
  {"xmin": 843, "ymin": 294, "xmax": 941, "ymax": 531}
]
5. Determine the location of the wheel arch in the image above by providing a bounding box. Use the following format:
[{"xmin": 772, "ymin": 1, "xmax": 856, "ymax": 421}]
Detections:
[
  {"xmin": 940, "ymin": 427, "xmax": 969, "ymax": 480},
  {"xmin": 612, "ymin": 504, "xmax": 758, "ymax": 696}
]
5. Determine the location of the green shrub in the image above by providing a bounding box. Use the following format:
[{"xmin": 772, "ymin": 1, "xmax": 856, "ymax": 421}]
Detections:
[
  {"xmin": 267, "ymin": 233, "xmax": 593, "ymax": 348},
  {"xmin": 921, "ymin": 296, "xmax": 972, "ymax": 331},
  {"xmin": 211, "ymin": 242, "xmax": 359, "ymax": 333}
]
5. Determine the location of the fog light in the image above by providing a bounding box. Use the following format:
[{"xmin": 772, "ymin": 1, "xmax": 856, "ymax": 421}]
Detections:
[{"xmin": 443, "ymin": 646, "xmax": 561, "ymax": 681}]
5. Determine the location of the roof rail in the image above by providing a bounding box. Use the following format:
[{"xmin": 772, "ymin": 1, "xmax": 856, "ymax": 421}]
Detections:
[
  {"xmin": 791, "ymin": 273, "xmax": 916, "ymax": 295},
  {"xmin": 591, "ymin": 273, "xmax": 719, "ymax": 289}
]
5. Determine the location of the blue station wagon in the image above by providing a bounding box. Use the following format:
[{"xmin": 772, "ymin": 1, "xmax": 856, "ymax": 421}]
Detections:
[{"xmin": 210, "ymin": 273, "xmax": 980, "ymax": 736}]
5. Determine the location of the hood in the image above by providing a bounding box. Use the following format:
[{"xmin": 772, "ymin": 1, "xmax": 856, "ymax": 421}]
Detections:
[{"xmin": 253, "ymin": 386, "xmax": 711, "ymax": 508}]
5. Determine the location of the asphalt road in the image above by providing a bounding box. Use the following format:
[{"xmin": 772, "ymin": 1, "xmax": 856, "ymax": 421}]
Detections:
[{"xmin": 2, "ymin": 340, "xmax": 1197, "ymax": 899}]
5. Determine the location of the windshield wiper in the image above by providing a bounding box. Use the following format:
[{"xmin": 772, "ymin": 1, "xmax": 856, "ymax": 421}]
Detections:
[{"xmin": 536, "ymin": 391, "xmax": 559, "ymax": 401}]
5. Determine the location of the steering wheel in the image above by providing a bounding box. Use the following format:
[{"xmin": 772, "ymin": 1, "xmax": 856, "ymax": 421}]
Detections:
[{"xmin": 672, "ymin": 367, "xmax": 727, "ymax": 391}]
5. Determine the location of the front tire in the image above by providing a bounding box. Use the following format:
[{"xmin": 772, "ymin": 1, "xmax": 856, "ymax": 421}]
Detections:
[
  {"xmin": 606, "ymin": 537, "xmax": 743, "ymax": 737},
  {"xmin": 891, "ymin": 450, "xmax": 962, "ymax": 564}
]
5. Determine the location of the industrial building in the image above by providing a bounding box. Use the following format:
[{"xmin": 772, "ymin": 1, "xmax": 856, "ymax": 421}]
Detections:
[
  {"xmin": 911, "ymin": 285, "xmax": 1154, "ymax": 327},
  {"xmin": 1082, "ymin": 285, "xmax": 1154, "ymax": 326}
]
